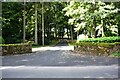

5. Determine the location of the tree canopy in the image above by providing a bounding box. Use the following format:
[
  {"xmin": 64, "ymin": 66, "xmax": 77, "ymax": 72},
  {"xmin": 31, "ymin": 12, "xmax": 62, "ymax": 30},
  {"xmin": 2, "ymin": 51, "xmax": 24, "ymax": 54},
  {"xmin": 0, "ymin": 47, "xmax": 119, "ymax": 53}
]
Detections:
[
  {"xmin": 2, "ymin": 1, "xmax": 120, "ymax": 44},
  {"xmin": 63, "ymin": 1, "xmax": 119, "ymax": 38}
]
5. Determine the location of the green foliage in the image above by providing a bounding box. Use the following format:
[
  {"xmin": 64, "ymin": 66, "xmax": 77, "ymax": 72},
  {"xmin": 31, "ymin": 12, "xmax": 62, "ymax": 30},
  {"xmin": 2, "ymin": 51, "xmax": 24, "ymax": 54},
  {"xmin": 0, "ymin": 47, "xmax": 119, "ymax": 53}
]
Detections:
[
  {"xmin": 63, "ymin": 1, "xmax": 119, "ymax": 37},
  {"xmin": 76, "ymin": 42, "xmax": 120, "ymax": 48},
  {"xmin": 2, "ymin": 2, "xmax": 24, "ymax": 44},
  {"xmin": 32, "ymin": 39, "xmax": 58, "ymax": 48},
  {"xmin": 0, "ymin": 36, "xmax": 5, "ymax": 44},
  {"xmin": 97, "ymin": 43, "xmax": 115, "ymax": 48},
  {"xmin": 77, "ymin": 42, "xmax": 97, "ymax": 46},
  {"xmin": 110, "ymin": 52, "xmax": 120, "ymax": 57},
  {"xmin": 67, "ymin": 40, "xmax": 76, "ymax": 46},
  {"xmin": 78, "ymin": 36, "xmax": 120, "ymax": 43},
  {"xmin": 0, "ymin": 43, "xmax": 30, "ymax": 47},
  {"xmin": 2, "ymin": 2, "xmax": 119, "ymax": 45},
  {"xmin": 2, "ymin": 2, "xmax": 69, "ymax": 44},
  {"xmin": 32, "ymin": 44, "xmax": 41, "ymax": 48},
  {"xmin": 114, "ymin": 2, "xmax": 120, "ymax": 36}
]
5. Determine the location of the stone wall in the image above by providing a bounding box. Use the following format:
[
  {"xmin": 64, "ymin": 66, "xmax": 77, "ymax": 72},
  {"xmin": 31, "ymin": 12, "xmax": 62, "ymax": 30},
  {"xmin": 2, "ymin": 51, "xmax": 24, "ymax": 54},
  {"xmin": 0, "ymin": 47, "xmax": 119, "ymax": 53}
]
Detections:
[
  {"xmin": 1, "ymin": 43, "xmax": 32, "ymax": 56},
  {"xmin": 74, "ymin": 42, "xmax": 120, "ymax": 56}
]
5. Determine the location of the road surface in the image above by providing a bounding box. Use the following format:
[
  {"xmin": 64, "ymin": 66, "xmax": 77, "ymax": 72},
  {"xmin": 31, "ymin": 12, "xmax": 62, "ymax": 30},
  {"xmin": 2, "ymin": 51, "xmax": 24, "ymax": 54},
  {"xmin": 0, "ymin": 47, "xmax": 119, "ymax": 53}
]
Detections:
[{"xmin": 1, "ymin": 40, "xmax": 119, "ymax": 78}]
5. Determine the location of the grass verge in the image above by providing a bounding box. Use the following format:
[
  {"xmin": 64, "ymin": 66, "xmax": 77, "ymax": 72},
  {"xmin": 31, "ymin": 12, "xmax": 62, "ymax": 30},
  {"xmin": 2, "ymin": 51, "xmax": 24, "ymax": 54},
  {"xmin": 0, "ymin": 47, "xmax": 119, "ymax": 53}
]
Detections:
[{"xmin": 67, "ymin": 40, "xmax": 76, "ymax": 46}]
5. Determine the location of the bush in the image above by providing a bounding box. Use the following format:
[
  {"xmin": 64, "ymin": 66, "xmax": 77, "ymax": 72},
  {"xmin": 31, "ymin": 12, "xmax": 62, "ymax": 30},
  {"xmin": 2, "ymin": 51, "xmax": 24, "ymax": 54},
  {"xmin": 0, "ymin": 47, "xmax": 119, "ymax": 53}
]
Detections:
[
  {"xmin": 0, "ymin": 36, "xmax": 5, "ymax": 44},
  {"xmin": 78, "ymin": 36, "xmax": 120, "ymax": 43},
  {"xmin": 76, "ymin": 42, "xmax": 120, "ymax": 48},
  {"xmin": 109, "ymin": 52, "xmax": 120, "ymax": 57}
]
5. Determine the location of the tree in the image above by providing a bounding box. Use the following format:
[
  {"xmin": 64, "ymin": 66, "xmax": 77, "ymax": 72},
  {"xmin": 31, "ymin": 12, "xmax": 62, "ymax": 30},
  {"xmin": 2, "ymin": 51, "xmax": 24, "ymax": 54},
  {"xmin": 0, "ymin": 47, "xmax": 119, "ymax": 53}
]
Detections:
[
  {"xmin": 42, "ymin": 2, "xmax": 44, "ymax": 46},
  {"xmin": 35, "ymin": 2, "xmax": 38, "ymax": 44},
  {"xmin": 63, "ymin": 1, "xmax": 118, "ymax": 38},
  {"xmin": 23, "ymin": 0, "xmax": 26, "ymax": 42},
  {"xmin": 114, "ymin": 2, "xmax": 120, "ymax": 36},
  {"xmin": 2, "ymin": 2, "xmax": 24, "ymax": 43}
]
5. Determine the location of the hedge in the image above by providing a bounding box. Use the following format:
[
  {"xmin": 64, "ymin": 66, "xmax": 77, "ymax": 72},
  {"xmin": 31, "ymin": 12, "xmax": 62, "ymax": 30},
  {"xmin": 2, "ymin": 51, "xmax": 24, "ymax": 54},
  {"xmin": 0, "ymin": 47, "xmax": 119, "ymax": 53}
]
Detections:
[
  {"xmin": 76, "ymin": 42, "xmax": 120, "ymax": 48},
  {"xmin": 0, "ymin": 43, "xmax": 32, "ymax": 56},
  {"xmin": 78, "ymin": 36, "xmax": 120, "ymax": 43}
]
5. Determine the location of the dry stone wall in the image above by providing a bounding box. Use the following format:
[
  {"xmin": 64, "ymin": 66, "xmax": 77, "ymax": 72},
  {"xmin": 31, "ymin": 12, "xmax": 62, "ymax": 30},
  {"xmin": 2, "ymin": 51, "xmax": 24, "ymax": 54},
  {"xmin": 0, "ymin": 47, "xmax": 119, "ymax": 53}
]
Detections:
[
  {"xmin": 1, "ymin": 43, "xmax": 32, "ymax": 56},
  {"xmin": 74, "ymin": 42, "xmax": 120, "ymax": 56}
]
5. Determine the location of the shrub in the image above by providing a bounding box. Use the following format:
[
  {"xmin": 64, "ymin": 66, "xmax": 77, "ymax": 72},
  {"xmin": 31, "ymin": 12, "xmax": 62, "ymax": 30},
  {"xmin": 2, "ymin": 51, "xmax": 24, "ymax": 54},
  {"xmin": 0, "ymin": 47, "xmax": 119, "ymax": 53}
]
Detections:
[
  {"xmin": 0, "ymin": 36, "xmax": 5, "ymax": 44},
  {"xmin": 76, "ymin": 42, "xmax": 120, "ymax": 48},
  {"xmin": 78, "ymin": 36, "xmax": 120, "ymax": 43},
  {"xmin": 109, "ymin": 52, "xmax": 120, "ymax": 57}
]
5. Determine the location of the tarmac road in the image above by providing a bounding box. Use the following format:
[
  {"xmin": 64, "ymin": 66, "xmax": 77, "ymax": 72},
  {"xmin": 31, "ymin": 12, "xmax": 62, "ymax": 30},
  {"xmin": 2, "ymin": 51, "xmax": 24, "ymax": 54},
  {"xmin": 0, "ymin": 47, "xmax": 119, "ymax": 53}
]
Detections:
[{"xmin": 1, "ymin": 39, "xmax": 119, "ymax": 78}]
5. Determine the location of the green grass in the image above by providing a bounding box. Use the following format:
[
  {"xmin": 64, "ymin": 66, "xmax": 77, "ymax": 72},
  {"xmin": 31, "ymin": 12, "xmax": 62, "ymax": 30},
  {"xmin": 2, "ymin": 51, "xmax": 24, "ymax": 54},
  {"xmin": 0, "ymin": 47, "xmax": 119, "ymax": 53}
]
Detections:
[
  {"xmin": 67, "ymin": 40, "xmax": 76, "ymax": 46},
  {"xmin": 32, "ymin": 44, "xmax": 42, "ymax": 48},
  {"xmin": 109, "ymin": 52, "xmax": 120, "ymax": 57},
  {"xmin": 68, "ymin": 42, "xmax": 74, "ymax": 46}
]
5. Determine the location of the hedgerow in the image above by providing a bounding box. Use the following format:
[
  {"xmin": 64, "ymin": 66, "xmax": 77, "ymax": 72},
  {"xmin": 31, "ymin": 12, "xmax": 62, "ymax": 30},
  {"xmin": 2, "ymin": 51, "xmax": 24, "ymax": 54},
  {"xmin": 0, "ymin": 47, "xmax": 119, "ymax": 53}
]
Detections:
[{"xmin": 78, "ymin": 36, "xmax": 120, "ymax": 43}]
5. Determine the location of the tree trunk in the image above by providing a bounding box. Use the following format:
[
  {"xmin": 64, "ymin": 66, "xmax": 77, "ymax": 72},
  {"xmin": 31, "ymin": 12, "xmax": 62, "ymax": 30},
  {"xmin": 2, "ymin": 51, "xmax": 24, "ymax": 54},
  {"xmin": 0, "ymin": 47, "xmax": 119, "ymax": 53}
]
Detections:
[
  {"xmin": 117, "ymin": 15, "xmax": 120, "ymax": 36},
  {"xmin": 38, "ymin": 14, "xmax": 42, "ymax": 45},
  {"xmin": 23, "ymin": 0, "xmax": 26, "ymax": 42},
  {"xmin": 71, "ymin": 26, "xmax": 73, "ymax": 41},
  {"xmin": 101, "ymin": 19, "xmax": 105, "ymax": 37},
  {"xmin": 92, "ymin": 17, "xmax": 97, "ymax": 38},
  {"xmin": 0, "ymin": 2, "xmax": 2, "ymax": 42},
  {"xmin": 67, "ymin": 27, "xmax": 69, "ymax": 39},
  {"xmin": 42, "ymin": 2, "xmax": 44, "ymax": 46},
  {"xmin": 55, "ymin": 25, "xmax": 57, "ymax": 38},
  {"xmin": 46, "ymin": 23, "xmax": 50, "ymax": 44},
  {"xmin": 118, "ymin": 24, "xmax": 120, "ymax": 36},
  {"xmin": 77, "ymin": 30, "xmax": 79, "ymax": 40},
  {"xmin": 62, "ymin": 27, "xmax": 64, "ymax": 39},
  {"xmin": 35, "ymin": 3, "xmax": 38, "ymax": 44},
  {"xmin": 92, "ymin": 0, "xmax": 97, "ymax": 38}
]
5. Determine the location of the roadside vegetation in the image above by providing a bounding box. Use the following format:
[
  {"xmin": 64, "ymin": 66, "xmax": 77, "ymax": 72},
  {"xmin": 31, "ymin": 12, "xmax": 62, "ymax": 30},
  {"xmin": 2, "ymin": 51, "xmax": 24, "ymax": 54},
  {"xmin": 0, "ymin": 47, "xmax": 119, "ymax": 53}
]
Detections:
[
  {"xmin": 67, "ymin": 36, "xmax": 120, "ymax": 57},
  {"xmin": 32, "ymin": 39, "xmax": 59, "ymax": 48},
  {"xmin": 77, "ymin": 36, "xmax": 120, "ymax": 43},
  {"xmin": 0, "ymin": 36, "xmax": 5, "ymax": 44},
  {"xmin": 1, "ymin": 1, "xmax": 120, "ymax": 56},
  {"xmin": 67, "ymin": 40, "xmax": 76, "ymax": 46},
  {"xmin": 109, "ymin": 52, "xmax": 120, "ymax": 58}
]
